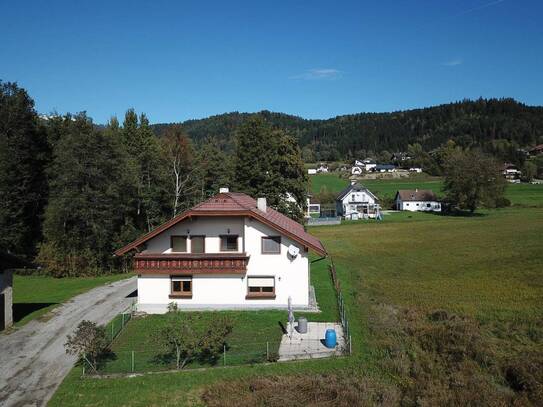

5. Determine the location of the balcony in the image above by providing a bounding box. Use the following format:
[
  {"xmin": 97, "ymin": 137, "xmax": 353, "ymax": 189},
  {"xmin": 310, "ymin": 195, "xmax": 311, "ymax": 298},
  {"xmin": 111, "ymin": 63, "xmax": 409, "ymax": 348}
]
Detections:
[{"xmin": 134, "ymin": 253, "xmax": 249, "ymax": 275}]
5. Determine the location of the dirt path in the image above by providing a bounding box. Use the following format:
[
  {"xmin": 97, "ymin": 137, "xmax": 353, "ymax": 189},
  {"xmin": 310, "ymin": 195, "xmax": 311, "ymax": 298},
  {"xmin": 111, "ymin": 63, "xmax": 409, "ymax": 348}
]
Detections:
[{"xmin": 0, "ymin": 277, "xmax": 136, "ymax": 407}]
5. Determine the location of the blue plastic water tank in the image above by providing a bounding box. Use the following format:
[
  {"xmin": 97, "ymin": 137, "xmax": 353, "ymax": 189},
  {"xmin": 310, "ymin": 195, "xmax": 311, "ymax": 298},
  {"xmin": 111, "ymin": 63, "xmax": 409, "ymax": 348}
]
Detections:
[{"xmin": 324, "ymin": 328, "xmax": 337, "ymax": 348}]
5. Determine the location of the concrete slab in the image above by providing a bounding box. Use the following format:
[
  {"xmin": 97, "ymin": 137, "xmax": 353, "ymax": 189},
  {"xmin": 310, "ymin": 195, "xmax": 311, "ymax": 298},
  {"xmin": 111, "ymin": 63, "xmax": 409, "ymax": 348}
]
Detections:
[{"xmin": 278, "ymin": 321, "xmax": 345, "ymax": 361}]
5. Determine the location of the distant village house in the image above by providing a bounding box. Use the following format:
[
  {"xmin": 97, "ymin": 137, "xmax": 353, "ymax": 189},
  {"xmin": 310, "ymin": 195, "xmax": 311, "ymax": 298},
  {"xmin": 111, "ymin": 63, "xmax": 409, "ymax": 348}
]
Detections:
[
  {"xmin": 336, "ymin": 182, "xmax": 380, "ymax": 220},
  {"xmin": 395, "ymin": 189, "xmax": 441, "ymax": 212}
]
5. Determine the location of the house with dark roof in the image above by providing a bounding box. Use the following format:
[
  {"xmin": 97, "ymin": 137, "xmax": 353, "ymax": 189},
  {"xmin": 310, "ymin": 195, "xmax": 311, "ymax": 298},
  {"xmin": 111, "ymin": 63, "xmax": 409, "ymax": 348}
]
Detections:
[
  {"xmin": 336, "ymin": 182, "xmax": 380, "ymax": 220},
  {"xmin": 115, "ymin": 189, "xmax": 326, "ymax": 313},
  {"xmin": 394, "ymin": 189, "xmax": 441, "ymax": 212}
]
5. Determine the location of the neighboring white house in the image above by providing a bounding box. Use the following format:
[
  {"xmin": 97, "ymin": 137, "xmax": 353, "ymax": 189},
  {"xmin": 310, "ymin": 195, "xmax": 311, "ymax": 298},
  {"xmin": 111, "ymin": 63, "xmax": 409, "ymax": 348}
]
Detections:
[
  {"xmin": 115, "ymin": 191, "xmax": 326, "ymax": 313},
  {"xmin": 503, "ymin": 163, "xmax": 521, "ymax": 182},
  {"xmin": 409, "ymin": 167, "xmax": 423, "ymax": 173},
  {"xmin": 307, "ymin": 168, "xmax": 317, "ymax": 175},
  {"xmin": 394, "ymin": 189, "xmax": 441, "ymax": 212},
  {"xmin": 351, "ymin": 166, "xmax": 362, "ymax": 175},
  {"xmin": 336, "ymin": 182, "xmax": 380, "ymax": 220}
]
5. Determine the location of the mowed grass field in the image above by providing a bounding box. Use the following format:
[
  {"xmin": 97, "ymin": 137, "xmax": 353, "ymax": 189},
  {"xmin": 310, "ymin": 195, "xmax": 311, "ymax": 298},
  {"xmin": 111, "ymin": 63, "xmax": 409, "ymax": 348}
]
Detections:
[
  {"xmin": 50, "ymin": 205, "xmax": 543, "ymax": 406},
  {"xmin": 10, "ymin": 273, "xmax": 132, "ymax": 327},
  {"xmin": 310, "ymin": 172, "xmax": 543, "ymax": 207}
]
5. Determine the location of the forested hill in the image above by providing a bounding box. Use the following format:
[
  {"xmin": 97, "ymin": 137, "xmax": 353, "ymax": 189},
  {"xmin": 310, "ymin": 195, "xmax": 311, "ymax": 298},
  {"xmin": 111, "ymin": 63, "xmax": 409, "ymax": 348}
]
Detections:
[{"xmin": 151, "ymin": 98, "xmax": 543, "ymax": 161}]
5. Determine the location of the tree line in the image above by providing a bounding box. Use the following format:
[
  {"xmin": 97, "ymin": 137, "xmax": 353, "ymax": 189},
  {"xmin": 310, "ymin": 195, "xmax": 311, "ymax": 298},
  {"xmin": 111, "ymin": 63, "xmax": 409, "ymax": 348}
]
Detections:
[
  {"xmin": 0, "ymin": 81, "xmax": 306, "ymax": 277},
  {"xmin": 153, "ymin": 98, "xmax": 543, "ymax": 166}
]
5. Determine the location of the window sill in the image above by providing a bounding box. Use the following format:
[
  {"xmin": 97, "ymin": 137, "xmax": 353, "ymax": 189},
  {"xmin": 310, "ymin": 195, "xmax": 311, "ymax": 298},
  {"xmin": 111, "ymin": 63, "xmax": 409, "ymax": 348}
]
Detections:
[
  {"xmin": 246, "ymin": 294, "xmax": 276, "ymax": 300},
  {"xmin": 169, "ymin": 294, "xmax": 192, "ymax": 299}
]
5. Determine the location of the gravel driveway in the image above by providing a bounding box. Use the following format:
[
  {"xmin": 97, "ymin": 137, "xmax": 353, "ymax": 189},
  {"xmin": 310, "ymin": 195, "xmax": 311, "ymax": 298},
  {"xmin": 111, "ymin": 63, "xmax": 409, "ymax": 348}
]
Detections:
[{"xmin": 0, "ymin": 276, "xmax": 136, "ymax": 407}]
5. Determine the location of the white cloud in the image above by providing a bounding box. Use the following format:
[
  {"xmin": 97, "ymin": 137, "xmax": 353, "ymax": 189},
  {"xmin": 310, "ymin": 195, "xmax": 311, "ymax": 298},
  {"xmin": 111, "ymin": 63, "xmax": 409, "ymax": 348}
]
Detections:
[
  {"xmin": 289, "ymin": 68, "xmax": 342, "ymax": 80},
  {"xmin": 442, "ymin": 58, "xmax": 463, "ymax": 66}
]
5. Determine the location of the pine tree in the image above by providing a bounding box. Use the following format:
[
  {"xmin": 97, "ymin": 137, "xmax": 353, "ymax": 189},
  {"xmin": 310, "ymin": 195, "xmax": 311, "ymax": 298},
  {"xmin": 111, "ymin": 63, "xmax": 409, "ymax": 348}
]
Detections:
[
  {"xmin": 120, "ymin": 110, "xmax": 170, "ymax": 232},
  {"xmin": 198, "ymin": 137, "xmax": 232, "ymax": 198},
  {"xmin": 233, "ymin": 116, "xmax": 308, "ymax": 222}
]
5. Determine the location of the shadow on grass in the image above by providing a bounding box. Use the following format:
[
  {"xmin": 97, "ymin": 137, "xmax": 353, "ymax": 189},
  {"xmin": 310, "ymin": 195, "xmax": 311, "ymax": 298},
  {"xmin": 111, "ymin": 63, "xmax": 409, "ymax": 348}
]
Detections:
[{"xmin": 13, "ymin": 303, "xmax": 57, "ymax": 322}]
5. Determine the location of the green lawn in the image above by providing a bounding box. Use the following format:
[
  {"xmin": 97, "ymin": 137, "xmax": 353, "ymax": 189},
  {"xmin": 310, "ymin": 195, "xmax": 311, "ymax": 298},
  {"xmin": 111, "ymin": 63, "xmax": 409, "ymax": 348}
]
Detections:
[
  {"xmin": 309, "ymin": 173, "xmax": 349, "ymax": 194},
  {"xmin": 50, "ymin": 207, "xmax": 543, "ymax": 406},
  {"xmin": 88, "ymin": 258, "xmax": 338, "ymax": 374},
  {"xmin": 11, "ymin": 273, "xmax": 133, "ymax": 327}
]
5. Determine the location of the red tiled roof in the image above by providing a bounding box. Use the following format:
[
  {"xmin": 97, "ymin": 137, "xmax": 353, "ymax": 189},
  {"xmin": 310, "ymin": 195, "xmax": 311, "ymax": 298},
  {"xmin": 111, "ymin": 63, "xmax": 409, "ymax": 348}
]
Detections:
[{"xmin": 115, "ymin": 192, "xmax": 326, "ymax": 256}]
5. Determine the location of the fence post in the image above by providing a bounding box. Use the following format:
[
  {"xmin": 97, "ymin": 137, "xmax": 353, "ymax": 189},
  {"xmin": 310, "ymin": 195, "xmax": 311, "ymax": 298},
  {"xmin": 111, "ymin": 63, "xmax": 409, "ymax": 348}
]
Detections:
[
  {"xmin": 131, "ymin": 351, "xmax": 135, "ymax": 372},
  {"xmin": 122, "ymin": 312, "xmax": 125, "ymax": 328},
  {"xmin": 223, "ymin": 345, "xmax": 226, "ymax": 366},
  {"xmin": 349, "ymin": 335, "xmax": 352, "ymax": 355},
  {"xmin": 266, "ymin": 341, "xmax": 269, "ymax": 360}
]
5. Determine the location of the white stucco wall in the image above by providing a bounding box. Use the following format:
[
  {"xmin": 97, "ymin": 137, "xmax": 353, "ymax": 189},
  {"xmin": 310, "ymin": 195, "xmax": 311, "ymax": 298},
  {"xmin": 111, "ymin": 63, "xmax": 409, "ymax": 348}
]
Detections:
[
  {"xmin": 397, "ymin": 199, "xmax": 441, "ymax": 212},
  {"xmin": 137, "ymin": 216, "xmax": 310, "ymax": 312}
]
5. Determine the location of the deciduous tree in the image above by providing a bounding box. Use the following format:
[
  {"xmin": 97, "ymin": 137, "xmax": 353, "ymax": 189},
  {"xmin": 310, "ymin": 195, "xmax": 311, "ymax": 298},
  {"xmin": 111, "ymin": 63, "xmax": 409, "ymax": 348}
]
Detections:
[{"xmin": 443, "ymin": 149, "xmax": 507, "ymax": 212}]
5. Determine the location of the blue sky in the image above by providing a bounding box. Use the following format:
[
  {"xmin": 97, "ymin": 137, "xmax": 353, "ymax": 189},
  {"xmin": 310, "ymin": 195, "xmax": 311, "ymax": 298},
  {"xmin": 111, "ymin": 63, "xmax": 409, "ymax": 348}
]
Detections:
[{"xmin": 1, "ymin": 0, "xmax": 542, "ymax": 123}]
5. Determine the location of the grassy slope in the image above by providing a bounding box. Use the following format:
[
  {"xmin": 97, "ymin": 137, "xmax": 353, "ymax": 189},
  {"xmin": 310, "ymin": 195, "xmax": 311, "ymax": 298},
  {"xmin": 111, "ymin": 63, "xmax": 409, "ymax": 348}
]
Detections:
[
  {"xmin": 49, "ymin": 207, "xmax": 543, "ymax": 406},
  {"xmin": 11, "ymin": 273, "xmax": 132, "ymax": 327}
]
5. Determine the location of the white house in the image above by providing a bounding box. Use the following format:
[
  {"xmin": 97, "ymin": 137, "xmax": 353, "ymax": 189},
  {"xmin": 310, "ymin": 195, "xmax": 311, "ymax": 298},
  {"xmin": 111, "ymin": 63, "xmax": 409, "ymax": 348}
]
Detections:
[
  {"xmin": 503, "ymin": 163, "xmax": 521, "ymax": 182},
  {"xmin": 336, "ymin": 182, "xmax": 380, "ymax": 219},
  {"xmin": 409, "ymin": 167, "xmax": 423, "ymax": 173},
  {"xmin": 394, "ymin": 189, "xmax": 441, "ymax": 212},
  {"xmin": 115, "ymin": 190, "xmax": 326, "ymax": 313},
  {"xmin": 307, "ymin": 168, "xmax": 317, "ymax": 175},
  {"xmin": 317, "ymin": 164, "xmax": 329, "ymax": 173},
  {"xmin": 351, "ymin": 166, "xmax": 362, "ymax": 175}
]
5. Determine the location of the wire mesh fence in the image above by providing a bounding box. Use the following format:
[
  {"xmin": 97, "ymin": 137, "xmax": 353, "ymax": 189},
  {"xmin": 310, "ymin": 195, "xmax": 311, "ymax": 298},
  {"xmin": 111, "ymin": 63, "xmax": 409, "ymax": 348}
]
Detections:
[
  {"xmin": 85, "ymin": 339, "xmax": 284, "ymax": 375},
  {"xmin": 104, "ymin": 303, "xmax": 135, "ymax": 343},
  {"xmin": 329, "ymin": 260, "xmax": 352, "ymax": 355}
]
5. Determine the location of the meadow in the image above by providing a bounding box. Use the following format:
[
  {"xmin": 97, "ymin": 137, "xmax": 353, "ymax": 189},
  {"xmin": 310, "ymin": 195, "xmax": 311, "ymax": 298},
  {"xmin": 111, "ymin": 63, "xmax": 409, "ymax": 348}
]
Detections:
[{"xmin": 50, "ymin": 205, "xmax": 543, "ymax": 406}]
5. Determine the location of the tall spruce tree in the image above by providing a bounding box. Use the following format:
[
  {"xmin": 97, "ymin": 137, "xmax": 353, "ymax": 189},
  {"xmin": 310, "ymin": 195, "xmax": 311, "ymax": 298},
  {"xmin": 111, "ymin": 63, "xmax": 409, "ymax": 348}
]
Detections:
[
  {"xmin": 0, "ymin": 81, "xmax": 49, "ymax": 258},
  {"xmin": 197, "ymin": 137, "xmax": 232, "ymax": 198},
  {"xmin": 233, "ymin": 116, "xmax": 307, "ymax": 222},
  {"xmin": 120, "ymin": 110, "xmax": 170, "ymax": 232}
]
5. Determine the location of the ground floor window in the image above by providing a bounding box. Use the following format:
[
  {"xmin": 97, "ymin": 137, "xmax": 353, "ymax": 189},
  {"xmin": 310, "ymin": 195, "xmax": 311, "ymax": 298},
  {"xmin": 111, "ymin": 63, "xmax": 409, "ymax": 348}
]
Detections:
[
  {"xmin": 170, "ymin": 276, "xmax": 192, "ymax": 298},
  {"xmin": 246, "ymin": 276, "xmax": 275, "ymax": 298}
]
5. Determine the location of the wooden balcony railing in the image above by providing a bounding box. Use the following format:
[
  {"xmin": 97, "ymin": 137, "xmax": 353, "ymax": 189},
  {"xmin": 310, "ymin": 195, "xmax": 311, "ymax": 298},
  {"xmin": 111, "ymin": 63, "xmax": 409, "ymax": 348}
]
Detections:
[{"xmin": 133, "ymin": 253, "xmax": 249, "ymax": 275}]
